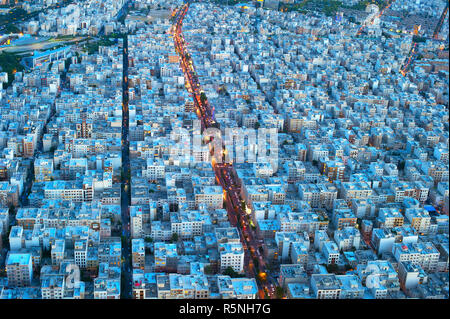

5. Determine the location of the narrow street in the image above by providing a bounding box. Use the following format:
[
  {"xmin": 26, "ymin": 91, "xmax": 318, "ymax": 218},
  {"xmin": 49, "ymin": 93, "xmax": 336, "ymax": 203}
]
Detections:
[
  {"xmin": 171, "ymin": 2, "xmax": 279, "ymax": 298},
  {"xmin": 120, "ymin": 33, "xmax": 132, "ymax": 299}
]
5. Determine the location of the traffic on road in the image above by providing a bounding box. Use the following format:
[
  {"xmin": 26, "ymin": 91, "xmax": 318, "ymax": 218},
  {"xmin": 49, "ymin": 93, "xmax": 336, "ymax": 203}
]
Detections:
[{"xmin": 171, "ymin": 2, "xmax": 280, "ymax": 298}]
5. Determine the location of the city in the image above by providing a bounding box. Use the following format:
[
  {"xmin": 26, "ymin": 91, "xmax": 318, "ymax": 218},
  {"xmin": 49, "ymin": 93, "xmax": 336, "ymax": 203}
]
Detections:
[{"xmin": 0, "ymin": 0, "xmax": 448, "ymax": 301}]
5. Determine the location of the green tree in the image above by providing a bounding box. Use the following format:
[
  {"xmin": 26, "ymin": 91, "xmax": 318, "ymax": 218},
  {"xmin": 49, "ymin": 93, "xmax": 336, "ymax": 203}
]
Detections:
[
  {"xmin": 223, "ymin": 266, "xmax": 244, "ymax": 278},
  {"xmin": 42, "ymin": 249, "xmax": 51, "ymax": 259},
  {"xmin": 253, "ymin": 258, "xmax": 259, "ymax": 270},
  {"xmin": 64, "ymin": 57, "xmax": 72, "ymax": 71},
  {"xmin": 326, "ymin": 263, "xmax": 339, "ymax": 273},
  {"xmin": 121, "ymin": 235, "xmax": 127, "ymax": 246},
  {"xmin": 4, "ymin": 24, "xmax": 20, "ymax": 33},
  {"xmin": 200, "ymin": 92, "xmax": 207, "ymax": 104},
  {"xmin": 170, "ymin": 233, "xmax": 179, "ymax": 243},
  {"xmin": 0, "ymin": 51, "xmax": 24, "ymax": 88},
  {"xmin": 204, "ymin": 265, "xmax": 214, "ymax": 275},
  {"xmin": 80, "ymin": 270, "xmax": 91, "ymax": 282},
  {"xmin": 275, "ymin": 286, "xmax": 285, "ymax": 299}
]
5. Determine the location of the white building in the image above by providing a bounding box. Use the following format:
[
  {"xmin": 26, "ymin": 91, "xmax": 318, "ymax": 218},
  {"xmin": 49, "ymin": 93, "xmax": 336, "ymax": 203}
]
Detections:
[{"xmin": 219, "ymin": 242, "xmax": 244, "ymax": 273}]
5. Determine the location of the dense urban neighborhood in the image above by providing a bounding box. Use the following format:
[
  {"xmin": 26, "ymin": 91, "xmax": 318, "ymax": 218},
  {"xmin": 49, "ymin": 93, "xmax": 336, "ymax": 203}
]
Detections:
[{"xmin": 0, "ymin": 0, "xmax": 448, "ymax": 300}]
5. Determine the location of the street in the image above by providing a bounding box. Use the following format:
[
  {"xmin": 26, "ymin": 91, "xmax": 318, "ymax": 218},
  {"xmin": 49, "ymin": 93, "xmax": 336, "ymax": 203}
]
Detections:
[
  {"xmin": 171, "ymin": 2, "xmax": 280, "ymax": 298},
  {"xmin": 120, "ymin": 30, "xmax": 132, "ymax": 299}
]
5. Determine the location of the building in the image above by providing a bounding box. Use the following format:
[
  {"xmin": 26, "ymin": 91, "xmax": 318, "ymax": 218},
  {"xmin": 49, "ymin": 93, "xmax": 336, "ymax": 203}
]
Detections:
[
  {"xmin": 74, "ymin": 239, "xmax": 88, "ymax": 269},
  {"xmin": 398, "ymin": 261, "xmax": 428, "ymax": 291},
  {"xmin": 334, "ymin": 227, "xmax": 361, "ymax": 251},
  {"xmin": 41, "ymin": 275, "xmax": 65, "ymax": 299},
  {"xmin": 231, "ymin": 278, "xmax": 258, "ymax": 299},
  {"xmin": 392, "ymin": 242, "xmax": 440, "ymax": 272},
  {"xmin": 337, "ymin": 275, "xmax": 364, "ymax": 299},
  {"xmin": 130, "ymin": 206, "xmax": 144, "ymax": 238},
  {"xmin": 357, "ymin": 260, "xmax": 400, "ymax": 298},
  {"xmin": 322, "ymin": 241, "xmax": 340, "ymax": 265},
  {"xmin": 156, "ymin": 273, "xmax": 210, "ymax": 299},
  {"xmin": 219, "ymin": 242, "xmax": 244, "ymax": 273},
  {"xmin": 154, "ymin": 242, "xmax": 178, "ymax": 272},
  {"xmin": 23, "ymin": 46, "xmax": 71, "ymax": 68},
  {"xmin": 132, "ymin": 238, "xmax": 145, "ymax": 270},
  {"xmin": 405, "ymin": 208, "xmax": 431, "ymax": 234},
  {"xmin": 310, "ymin": 274, "xmax": 341, "ymax": 299},
  {"xmin": 142, "ymin": 158, "xmax": 165, "ymax": 180},
  {"xmin": 93, "ymin": 263, "xmax": 121, "ymax": 299},
  {"xmin": 194, "ymin": 186, "xmax": 223, "ymax": 209},
  {"xmin": 6, "ymin": 253, "xmax": 33, "ymax": 287}
]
